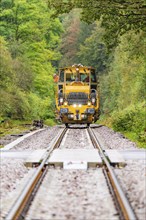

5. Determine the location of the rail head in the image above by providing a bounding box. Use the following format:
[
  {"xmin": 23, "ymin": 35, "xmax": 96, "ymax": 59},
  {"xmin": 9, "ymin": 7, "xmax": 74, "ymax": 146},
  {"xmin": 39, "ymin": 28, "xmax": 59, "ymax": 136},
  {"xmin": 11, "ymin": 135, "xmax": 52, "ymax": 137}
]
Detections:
[
  {"xmin": 5, "ymin": 127, "xmax": 67, "ymax": 220},
  {"xmin": 88, "ymin": 127, "xmax": 137, "ymax": 220}
]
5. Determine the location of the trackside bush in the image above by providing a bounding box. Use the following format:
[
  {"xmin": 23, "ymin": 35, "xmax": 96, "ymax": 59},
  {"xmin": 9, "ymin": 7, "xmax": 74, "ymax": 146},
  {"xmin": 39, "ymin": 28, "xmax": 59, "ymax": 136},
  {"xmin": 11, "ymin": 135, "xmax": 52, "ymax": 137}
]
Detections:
[
  {"xmin": 27, "ymin": 93, "xmax": 55, "ymax": 120},
  {"xmin": 45, "ymin": 119, "xmax": 56, "ymax": 126},
  {"xmin": 112, "ymin": 102, "xmax": 146, "ymax": 142}
]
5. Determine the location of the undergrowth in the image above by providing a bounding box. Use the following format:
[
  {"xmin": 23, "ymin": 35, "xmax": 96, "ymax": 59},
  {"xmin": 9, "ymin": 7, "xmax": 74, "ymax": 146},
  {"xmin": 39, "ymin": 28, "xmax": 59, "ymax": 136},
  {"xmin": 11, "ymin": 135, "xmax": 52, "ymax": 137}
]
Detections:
[
  {"xmin": 98, "ymin": 102, "xmax": 146, "ymax": 148},
  {"xmin": 0, "ymin": 119, "xmax": 31, "ymax": 137},
  {"xmin": 44, "ymin": 119, "xmax": 56, "ymax": 126}
]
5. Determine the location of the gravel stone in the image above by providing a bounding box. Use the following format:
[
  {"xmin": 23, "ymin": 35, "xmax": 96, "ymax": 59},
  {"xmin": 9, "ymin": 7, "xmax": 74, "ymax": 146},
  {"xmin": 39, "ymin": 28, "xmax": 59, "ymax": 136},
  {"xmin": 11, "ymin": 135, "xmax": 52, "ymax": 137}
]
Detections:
[
  {"xmin": 0, "ymin": 135, "xmax": 19, "ymax": 146},
  {"xmin": 93, "ymin": 125, "xmax": 146, "ymax": 220},
  {"xmin": 0, "ymin": 125, "xmax": 145, "ymax": 220},
  {"xmin": 0, "ymin": 126, "xmax": 62, "ymax": 219},
  {"xmin": 26, "ymin": 127, "xmax": 118, "ymax": 220},
  {"xmin": 26, "ymin": 168, "xmax": 119, "ymax": 220},
  {"xmin": 0, "ymin": 158, "xmax": 29, "ymax": 199},
  {"xmin": 115, "ymin": 160, "xmax": 146, "ymax": 220},
  {"xmin": 93, "ymin": 125, "xmax": 137, "ymax": 150},
  {"xmin": 60, "ymin": 128, "xmax": 93, "ymax": 149},
  {"xmin": 0, "ymin": 130, "xmax": 31, "ymax": 146},
  {"xmin": 12, "ymin": 126, "xmax": 61, "ymax": 150},
  {"xmin": 0, "ymin": 169, "xmax": 35, "ymax": 219}
]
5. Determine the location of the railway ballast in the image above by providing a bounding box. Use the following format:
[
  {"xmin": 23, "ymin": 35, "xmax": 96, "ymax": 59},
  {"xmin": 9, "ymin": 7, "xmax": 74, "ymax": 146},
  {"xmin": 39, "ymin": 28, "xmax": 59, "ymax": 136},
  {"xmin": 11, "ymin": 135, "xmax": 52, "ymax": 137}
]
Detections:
[{"xmin": 0, "ymin": 125, "xmax": 145, "ymax": 220}]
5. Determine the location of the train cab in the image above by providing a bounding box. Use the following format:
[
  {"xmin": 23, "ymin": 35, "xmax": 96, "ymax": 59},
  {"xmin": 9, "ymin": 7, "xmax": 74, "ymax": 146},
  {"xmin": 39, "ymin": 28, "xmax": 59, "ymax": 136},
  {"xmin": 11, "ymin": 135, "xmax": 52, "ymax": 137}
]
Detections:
[{"xmin": 54, "ymin": 64, "xmax": 100, "ymax": 127}]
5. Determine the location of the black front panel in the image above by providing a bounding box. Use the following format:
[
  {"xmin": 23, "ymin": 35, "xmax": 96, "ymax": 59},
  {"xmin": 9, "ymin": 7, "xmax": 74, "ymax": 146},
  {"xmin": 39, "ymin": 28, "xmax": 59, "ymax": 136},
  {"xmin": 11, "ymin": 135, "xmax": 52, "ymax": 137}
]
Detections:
[
  {"xmin": 91, "ymin": 84, "xmax": 97, "ymax": 91},
  {"xmin": 67, "ymin": 92, "xmax": 88, "ymax": 105}
]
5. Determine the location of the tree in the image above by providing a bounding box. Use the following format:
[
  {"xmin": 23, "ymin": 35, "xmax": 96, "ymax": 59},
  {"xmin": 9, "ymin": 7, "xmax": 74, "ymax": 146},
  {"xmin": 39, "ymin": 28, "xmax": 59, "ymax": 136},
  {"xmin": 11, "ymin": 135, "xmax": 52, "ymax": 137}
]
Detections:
[
  {"xmin": 0, "ymin": 36, "xmax": 31, "ymax": 119},
  {"xmin": 77, "ymin": 21, "xmax": 109, "ymax": 74},
  {"xmin": 100, "ymin": 30, "xmax": 146, "ymax": 113},
  {"xmin": 59, "ymin": 9, "xmax": 95, "ymax": 67},
  {"xmin": 59, "ymin": 9, "xmax": 82, "ymax": 66},
  {"xmin": 0, "ymin": 0, "xmax": 63, "ymax": 120},
  {"xmin": 48, "ymin": 0, "xmax": 146, "ymax": 48},
  {"xmin": 0, "ymin": 36, "xmax": 14, "ymax": 89}
]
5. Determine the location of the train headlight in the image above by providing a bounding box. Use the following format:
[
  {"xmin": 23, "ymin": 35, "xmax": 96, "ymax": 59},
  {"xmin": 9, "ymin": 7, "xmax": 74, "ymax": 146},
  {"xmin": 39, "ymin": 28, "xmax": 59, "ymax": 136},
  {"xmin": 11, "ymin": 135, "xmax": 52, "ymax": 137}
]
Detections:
[
  {"xmin": 59, "ymin": 97, "xmax": 63, "ymax": 104},
  {"xmin": 73, "ymin": 104, "xmax": 77, "ymax": 107},
  {"xmin": 91, "ymin": 97, "xmax": 96, "ymax": 104},
  {"xmin": 81, "ymin": 114, "xmax": 87, "ymax": 119},
  {"xmin": 79, "ymin": 104, "xmax": 82, "ymax": 107},
  {"xmin": 88, "ymin": 101, "xmax": 91, "ymax": 106},
  {"xmin": 64, "ymin": 101, "xmax": 68, "ymax": 106},
  {"xmin": 68, "ymin": 114, "xmax": 74, "ymax": 119}
]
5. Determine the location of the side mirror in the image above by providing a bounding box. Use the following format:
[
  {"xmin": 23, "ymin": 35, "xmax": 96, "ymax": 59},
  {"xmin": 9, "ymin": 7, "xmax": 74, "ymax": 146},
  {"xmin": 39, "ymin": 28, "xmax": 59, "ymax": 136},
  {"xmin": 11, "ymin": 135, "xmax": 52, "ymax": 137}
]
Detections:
[{"xmin": 53, "ymin": 74, "xmax": 59, "ymax": 83}]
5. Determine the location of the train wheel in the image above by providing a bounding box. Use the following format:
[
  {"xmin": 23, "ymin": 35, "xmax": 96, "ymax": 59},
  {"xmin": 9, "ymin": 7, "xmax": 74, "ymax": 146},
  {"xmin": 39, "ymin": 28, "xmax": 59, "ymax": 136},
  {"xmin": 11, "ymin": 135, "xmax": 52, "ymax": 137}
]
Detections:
[
  {"xmin": 65, "ymin": 123, "xmax": 69, "ymax": 128},
  {"xmin": 87, "ymin": 123, "xmax": 90, "ymax": 127}
]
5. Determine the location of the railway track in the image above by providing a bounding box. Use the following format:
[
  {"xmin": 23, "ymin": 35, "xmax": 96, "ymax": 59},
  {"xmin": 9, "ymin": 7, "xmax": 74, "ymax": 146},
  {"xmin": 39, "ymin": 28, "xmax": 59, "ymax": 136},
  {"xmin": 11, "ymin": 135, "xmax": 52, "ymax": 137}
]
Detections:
[
  {"xmin": 88, "ymin": 127, "xmax": 136, "ymax": 220},
  {"xmin": 5, "ymin": 126, "xmax": 137, "ymax": 220},
  {"xmin": 5, "ymin": 128, "xmax": 67, "ymax": 220}
]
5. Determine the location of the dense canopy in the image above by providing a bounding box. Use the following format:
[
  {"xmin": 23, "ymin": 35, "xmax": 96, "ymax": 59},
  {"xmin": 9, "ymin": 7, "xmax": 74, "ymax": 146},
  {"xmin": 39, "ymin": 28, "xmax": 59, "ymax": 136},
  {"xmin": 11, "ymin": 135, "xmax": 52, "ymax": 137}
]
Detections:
[{"xmin": 48, "ymin": 0, "xmax": 146, "ymax": 47}]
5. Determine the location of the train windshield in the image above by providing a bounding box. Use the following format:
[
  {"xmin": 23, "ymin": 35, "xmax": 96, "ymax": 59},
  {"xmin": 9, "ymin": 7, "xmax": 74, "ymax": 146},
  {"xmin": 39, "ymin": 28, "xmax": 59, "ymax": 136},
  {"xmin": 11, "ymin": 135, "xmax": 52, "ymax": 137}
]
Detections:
[
  {"xmin": 66, "ymin": 72, "xmax": 89, "ymax": 83},
  {"xmin": 80, "ymin": 73, "xmax": 89, "ymax": 82}
]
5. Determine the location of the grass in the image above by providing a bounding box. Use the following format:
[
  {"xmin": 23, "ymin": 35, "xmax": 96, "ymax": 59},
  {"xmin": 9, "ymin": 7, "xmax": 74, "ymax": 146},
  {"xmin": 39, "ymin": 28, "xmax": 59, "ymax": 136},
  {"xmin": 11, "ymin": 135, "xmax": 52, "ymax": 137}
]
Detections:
[
  {"xmin": 44, "ymin": 119, "xmax": 56, "ymax": 126},
  {"xmin": 123, "ymin": 131, "xmax": 146, "ymax": 148},
  {"xmin": 0, "ymin": 118, "xmax": 58, "ymax": 138},
  {"xmin": 97, "ymin": 115, "xmax": 146, "ymax": 149},
  {"xmin": 0, "ymin": 119, "xmax": 32, "ymax": 137},
  {"xmin": 0, "ymin": 145, "xmax": 4, "ymax": 148}
]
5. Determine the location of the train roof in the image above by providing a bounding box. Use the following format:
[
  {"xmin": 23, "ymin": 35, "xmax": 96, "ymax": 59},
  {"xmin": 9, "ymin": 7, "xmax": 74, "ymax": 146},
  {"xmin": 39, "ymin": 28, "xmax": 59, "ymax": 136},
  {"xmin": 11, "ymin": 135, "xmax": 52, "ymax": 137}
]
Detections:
[{"xmin": 59, "ymin": 64, "xmax": 95, "ymax": 70}]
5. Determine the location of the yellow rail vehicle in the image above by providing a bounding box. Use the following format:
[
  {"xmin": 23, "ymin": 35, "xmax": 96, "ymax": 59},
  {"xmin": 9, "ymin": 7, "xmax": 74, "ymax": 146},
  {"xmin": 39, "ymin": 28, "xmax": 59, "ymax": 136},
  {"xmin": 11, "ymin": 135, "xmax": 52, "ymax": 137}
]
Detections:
[{"xmin": 54, "ymin": 64, "xmax": 100, "ymax": 127}]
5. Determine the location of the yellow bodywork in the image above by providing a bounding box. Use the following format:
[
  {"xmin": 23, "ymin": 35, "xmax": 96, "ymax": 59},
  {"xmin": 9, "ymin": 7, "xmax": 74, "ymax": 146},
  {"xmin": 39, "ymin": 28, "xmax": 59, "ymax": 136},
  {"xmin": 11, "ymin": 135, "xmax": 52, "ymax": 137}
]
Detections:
[{"xmin": 55, "ymin": 65, "xmax": 100, "ymax": 125}]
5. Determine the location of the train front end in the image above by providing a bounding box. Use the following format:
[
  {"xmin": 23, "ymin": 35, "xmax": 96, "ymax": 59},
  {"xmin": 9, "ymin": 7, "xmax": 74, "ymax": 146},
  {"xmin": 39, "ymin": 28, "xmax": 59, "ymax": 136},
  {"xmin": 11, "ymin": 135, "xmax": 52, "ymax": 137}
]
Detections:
[{"xmin": 55, "ymin": 65, "xmax": 100, "ymax": 127}]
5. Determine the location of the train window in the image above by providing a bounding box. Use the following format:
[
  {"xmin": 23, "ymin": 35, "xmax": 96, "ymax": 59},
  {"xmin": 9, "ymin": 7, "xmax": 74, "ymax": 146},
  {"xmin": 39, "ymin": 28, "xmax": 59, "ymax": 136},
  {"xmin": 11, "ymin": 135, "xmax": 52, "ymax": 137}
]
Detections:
[
  {"xmin": 91, "ymin": 70, "xmax": 97, "ymax": 82},
  {"xmin": 58, "ymin": 85, "xmax": 63, "ymax": 90},
  {"xmin": 80, "ymin": 73, "xmax": 89, "ymax": 82},
  {"xmin": 75, "ymin": 73, "xmax": 80, "ymax": 81},
  {"xmin": 60, "ymin": 70, "xmax": 64, "ymax": 82},
  {"xmin": 65, "ymin": 72, "xmax": 90, "ymax": 83},
  {"xmin": 66, "ymin": 73, "xmax": 75, "ymax": 82}
]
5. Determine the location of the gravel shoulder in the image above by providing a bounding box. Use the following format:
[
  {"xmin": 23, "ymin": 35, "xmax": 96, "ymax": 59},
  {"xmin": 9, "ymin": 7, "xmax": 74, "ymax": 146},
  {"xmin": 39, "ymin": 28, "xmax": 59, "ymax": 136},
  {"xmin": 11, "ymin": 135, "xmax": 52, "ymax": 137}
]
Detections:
[
  {"xmin": 93, "ymin": 125, "xmax": 146, "ymax": 220},
  {"xmin": 93, "ymin": 125, "xmax": 137, "ymax": 150},
  {"xmin": 0, "ymin": 126, "xmax": 62, "ymax": 219},
  {"xmin": 115, "ymin": 160, "xmax": 146, "ymax": 220},
  {"xmin": 0, "ymin": 169, "xmax": 35, "ymax": 219},
  {"xmin": 12, "ymin": 126, "xmax": 62, "ymax": 150}
]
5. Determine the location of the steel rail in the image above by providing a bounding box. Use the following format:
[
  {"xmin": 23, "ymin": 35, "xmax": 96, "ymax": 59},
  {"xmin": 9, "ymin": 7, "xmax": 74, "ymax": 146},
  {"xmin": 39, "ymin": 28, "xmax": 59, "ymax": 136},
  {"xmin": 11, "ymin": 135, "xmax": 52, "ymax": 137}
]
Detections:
[
  {"xmin": 5, "ymin": 127, "xmax": 67, "ymax": 220},
  {"xmin": 88, "ymin": 127, "xmax": 137, "ymax": 220}
]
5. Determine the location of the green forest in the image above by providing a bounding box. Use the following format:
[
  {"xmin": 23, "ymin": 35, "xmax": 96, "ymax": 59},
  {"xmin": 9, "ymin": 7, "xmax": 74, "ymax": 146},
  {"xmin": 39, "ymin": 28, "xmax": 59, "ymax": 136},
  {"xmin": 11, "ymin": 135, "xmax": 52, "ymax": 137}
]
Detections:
[{"xmin": 0, "ymin": 0, "xmax": 146, "ymax": 147}]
